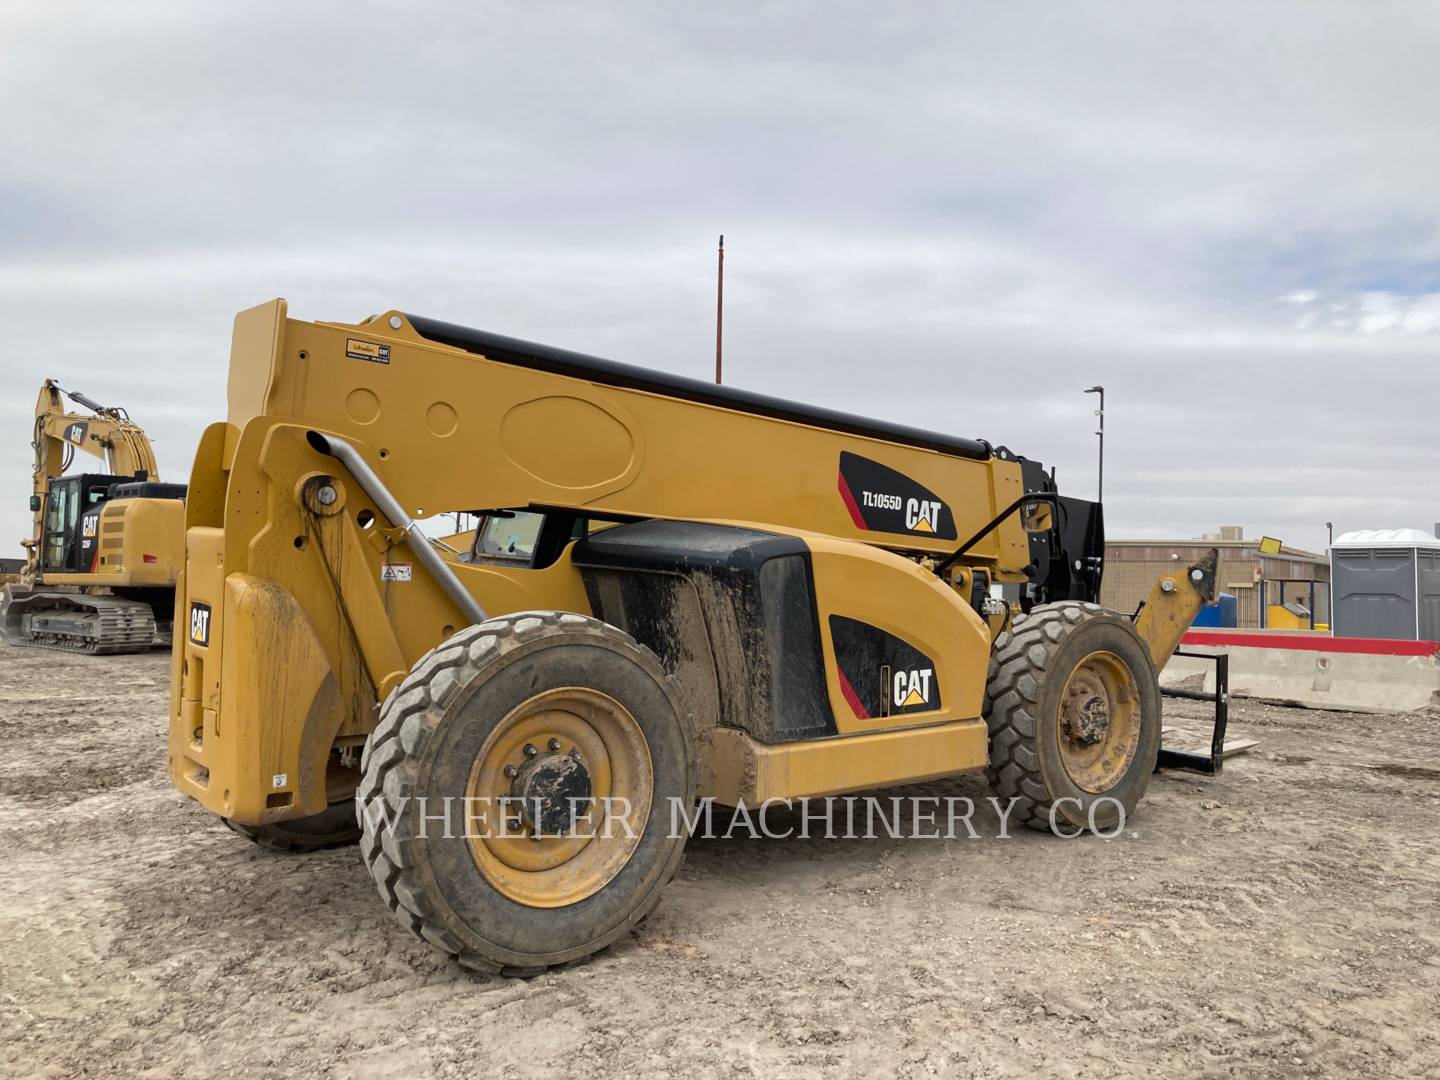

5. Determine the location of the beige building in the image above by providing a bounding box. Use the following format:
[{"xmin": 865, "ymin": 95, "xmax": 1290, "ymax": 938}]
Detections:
[{"xmin": 1101, "ymin": 526, "xmax": 1329, "ymax": 630}]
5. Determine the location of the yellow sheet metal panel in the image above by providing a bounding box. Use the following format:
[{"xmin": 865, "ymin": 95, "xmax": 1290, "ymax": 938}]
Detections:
[
  {"xmin": 226, "ymin": 299, "xmax": 288, "ymax": 435},
  {"xmin": 806, "ymin": 534, "xmax": 990, "ymax": 734},
  {"xmin": 703, "ymin": 720, "xmax": 988, "ymax": 804},
  {"xmin": 101, "ymin": 497, "xmax": 184, "ymax": 583},
  {"xmin": 216, "ymin": 572, "xmax": 344, "ymax": 823},
  {"xmin": 185, "ymin": 422, "xmax": 232, "ymax": 529},
  {"xmin": 169, "ymin": 526, "xmax": 226, "ymax": 814}
]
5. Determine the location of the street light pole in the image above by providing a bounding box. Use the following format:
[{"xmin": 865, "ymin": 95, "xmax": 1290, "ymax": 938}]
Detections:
[
  {"xmin": 1084, "ymin": 385, "xmax": 1104, "ymax": 502},
  {"xmin": 715, "ymin": 235, "xmax": 724, "ymax": 385}
]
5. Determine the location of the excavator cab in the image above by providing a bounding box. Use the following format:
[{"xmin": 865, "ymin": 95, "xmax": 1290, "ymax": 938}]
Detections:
[{"xmin": 38, "ymin": 473, "xmax": 128, "ymax": 574}]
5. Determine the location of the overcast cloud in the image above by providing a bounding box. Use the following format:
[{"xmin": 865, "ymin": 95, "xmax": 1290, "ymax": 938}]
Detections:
[{"xmin": 2, "ymin": 1, "xmax": 1437, "ymax": 555}]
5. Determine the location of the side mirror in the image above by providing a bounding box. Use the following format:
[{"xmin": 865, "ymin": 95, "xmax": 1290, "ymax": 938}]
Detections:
[
  {"xmin": 29, "ymin": 496, "xmax": 41, "ymax": 513},
  {"xmin": 1021, "ymin": 501, "xmax": 1053, "ymax": 533}
]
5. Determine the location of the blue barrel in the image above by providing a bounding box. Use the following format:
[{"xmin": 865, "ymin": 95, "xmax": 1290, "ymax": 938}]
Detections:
[{"xmin": 1191, "ymin": 592, "xmax": 1238, "ymax": 628}]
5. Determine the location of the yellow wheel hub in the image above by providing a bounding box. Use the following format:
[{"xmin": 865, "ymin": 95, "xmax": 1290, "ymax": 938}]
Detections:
[
  {"xmin": 464, "ymin": 687, "xmax": 652, "ymax": 908},
  {"xmin": 1056, "ymin": 650, "xmax": 1141, "ymax": 793}
]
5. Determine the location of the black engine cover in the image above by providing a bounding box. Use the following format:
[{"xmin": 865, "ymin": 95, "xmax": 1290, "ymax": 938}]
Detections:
[{"xmin": 572, "ymin": 520, "xmax": 836, "ymax": 743}]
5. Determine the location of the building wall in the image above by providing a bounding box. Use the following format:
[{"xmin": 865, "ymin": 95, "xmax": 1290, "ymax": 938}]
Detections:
[
  {"xmin": 1101, "ymin": 543, "xmax": 1329, "ymax": 629},
  {"xmin": 1101, "ymin": 547, "xmax": 1258, "ymax": 624}
]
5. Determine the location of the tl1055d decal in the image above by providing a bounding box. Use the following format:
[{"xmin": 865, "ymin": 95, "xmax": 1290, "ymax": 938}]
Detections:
[
  {"xmin": 829, "ymin": 615, "xmax": 942, "ymax": 719},
  {"xmin": 837, "ymin": 451, "xmax": 956, "ymax": 540}
]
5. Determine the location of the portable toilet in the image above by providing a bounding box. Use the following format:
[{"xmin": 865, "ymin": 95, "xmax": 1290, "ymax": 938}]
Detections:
[{"xmin": 1329, "ymin": 528, "xmax": 1440, "ymax": 641}]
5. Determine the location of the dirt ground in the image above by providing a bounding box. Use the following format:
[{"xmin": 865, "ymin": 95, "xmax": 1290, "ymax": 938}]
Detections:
[{"xmin": 2, "ymin": 647, "xmax": 1438, "ymax": 1080}]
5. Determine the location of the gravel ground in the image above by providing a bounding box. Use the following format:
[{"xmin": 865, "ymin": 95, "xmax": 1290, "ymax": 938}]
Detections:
[{"xmin": 2, "ymin": 646, "xmax": 1438, "ymax": 1079}]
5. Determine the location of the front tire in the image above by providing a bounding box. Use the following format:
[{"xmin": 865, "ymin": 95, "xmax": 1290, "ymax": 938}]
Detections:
[
  {"xmin": 357, "ymin": 611, "xmax": 695, "ymax": 976},
  {"xmin": 985, "ymin": 602, "xmax": 1161, "ymax": 832}
]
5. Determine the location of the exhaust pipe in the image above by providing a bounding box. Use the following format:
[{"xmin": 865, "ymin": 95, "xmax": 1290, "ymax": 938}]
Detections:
[{"xmin": 305, "ymin": 431, "xmax": 488, "ymax": 627}]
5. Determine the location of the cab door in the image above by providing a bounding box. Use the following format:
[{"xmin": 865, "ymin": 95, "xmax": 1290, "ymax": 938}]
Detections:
[{"xmin": 40, "ymin": 478, "xmax": 77, "ymax": 573}]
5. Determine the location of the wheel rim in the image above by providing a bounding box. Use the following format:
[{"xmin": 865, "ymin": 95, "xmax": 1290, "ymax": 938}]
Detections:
[
  {"xmin": 463, "ymin": 687, "xmax": 652, "ymax": 909},
  {"xmin": 1056, "ymin": 650, "xmax": 1141, "ymax": 793}
]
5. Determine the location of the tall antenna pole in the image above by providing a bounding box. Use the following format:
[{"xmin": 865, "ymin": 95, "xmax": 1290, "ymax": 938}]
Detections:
[
  {"xmin": 715, "ymin": 234, "xmax": 724, "ymax": 384},
  {"xmin": 1084, "ymin": 385, "xmax": 1105, "ymax": 503}
]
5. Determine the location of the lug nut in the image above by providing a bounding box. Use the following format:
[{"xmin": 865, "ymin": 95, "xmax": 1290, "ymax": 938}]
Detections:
[
  {"xmin": 523, "ymin": 744, "xmax": 537, "ymax": 757},
  {"xmin": 316, "ymin": 485, "xmax": 338, "ymax": 506},
  {"xmin": 547, "ymin": 738, "xmax": 561, "ymax": 751},
  {"xmin": 503, "ymin": 764, "xmax": 518, "ymax": 778},
  {"xmin": 569, "ymin": 748, "xmax": 581, "ymax": 761}
]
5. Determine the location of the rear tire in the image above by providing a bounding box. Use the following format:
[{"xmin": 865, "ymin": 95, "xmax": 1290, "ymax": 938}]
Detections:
[
  {"xmin": 357, "ymin": 611, "xmax": 695, "ymax": 976},
  {"xmin": 223, "ymin": 801, "xmax": 361, "ymax": 853},
  {"xmin": 984, "ymin": 601, "xmax": 1161, "ymax": 833}
]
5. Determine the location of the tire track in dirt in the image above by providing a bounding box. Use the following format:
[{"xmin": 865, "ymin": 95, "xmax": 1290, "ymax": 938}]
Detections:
[{"xmin": 2, "ymin": 649, "xmax": 1439, "ymax": 1077}]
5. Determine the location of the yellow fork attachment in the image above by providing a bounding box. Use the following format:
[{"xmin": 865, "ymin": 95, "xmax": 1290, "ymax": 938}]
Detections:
[
  {"xmin": 1134, "ymin": 548, "xmax": 1219, "ymax": 671},
  {"xmin": 1132, "ymin": 548, "xmax": 1230, "ymax": 774}
]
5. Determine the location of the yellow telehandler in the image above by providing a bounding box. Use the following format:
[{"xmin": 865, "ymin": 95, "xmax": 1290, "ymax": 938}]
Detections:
[{"xmin": 170, "ymin": 300, "xmax": 1216, "ymax": 973}]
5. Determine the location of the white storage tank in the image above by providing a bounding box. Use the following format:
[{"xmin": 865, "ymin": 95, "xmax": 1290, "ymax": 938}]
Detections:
[{"xmin": 1329, "ymin": 527, "xmax": 1440, "ymax": 641}]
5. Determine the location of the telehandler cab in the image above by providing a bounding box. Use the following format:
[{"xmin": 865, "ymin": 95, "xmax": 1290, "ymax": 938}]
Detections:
[{"xmin": 170, "ymin": 300, "xmax": 1215, "ymax": 974}]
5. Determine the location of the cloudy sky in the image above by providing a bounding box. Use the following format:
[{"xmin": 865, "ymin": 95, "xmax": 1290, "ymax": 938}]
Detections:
[{"xmin": 3, "ymin": 2, "xmax": 1437, "ymax": 556}]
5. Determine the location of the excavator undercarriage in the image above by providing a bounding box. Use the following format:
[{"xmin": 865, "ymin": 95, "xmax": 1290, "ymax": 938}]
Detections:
[{"xmin": 3, "ymin": 589, "xmax": 161, "ymax": 654}]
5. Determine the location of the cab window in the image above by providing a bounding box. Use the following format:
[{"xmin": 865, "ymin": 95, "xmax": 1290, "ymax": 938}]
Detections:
[
  {"xmin": 472, "ymin": 511, "xmax": 546, "ymax": 563},
  {"xmin": 468, "ymin": 511, "xmax": 597, "ymax": 568},
  {"xmin": 43, "ymin": 481, "xmax": 72, "ymax": 568}
]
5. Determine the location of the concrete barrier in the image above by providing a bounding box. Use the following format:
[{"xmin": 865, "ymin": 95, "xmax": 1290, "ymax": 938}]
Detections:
[{"xmin": 1162, "ymin": 630, "xmax": 1440, "ymax": 714}]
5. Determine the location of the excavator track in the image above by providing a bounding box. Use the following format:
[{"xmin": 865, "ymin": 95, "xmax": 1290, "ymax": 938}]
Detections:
[{"xmin": 2, "ymin": 590, "xmax": 157, "ymax": 655}]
